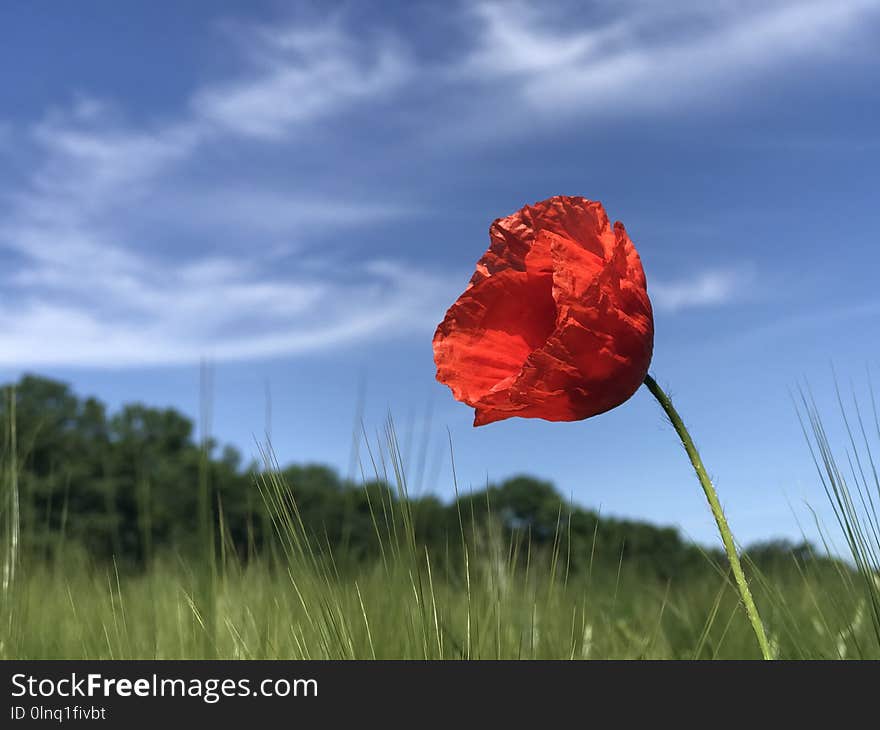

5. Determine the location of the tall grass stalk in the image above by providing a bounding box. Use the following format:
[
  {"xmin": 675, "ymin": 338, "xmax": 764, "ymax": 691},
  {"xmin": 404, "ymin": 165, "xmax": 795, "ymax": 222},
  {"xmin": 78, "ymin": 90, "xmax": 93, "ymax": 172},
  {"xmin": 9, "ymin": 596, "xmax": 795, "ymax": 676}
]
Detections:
[
  {"xmin": 798, "ymin": 376, "xmax": 880, "ymax": 649},
  {"xmin": 2, "ymin": 387, "xmax": 19, "ymax": 599},
  {"xmin": 196, "ymin": 361, "xmax": 217, "ymax": 657}
]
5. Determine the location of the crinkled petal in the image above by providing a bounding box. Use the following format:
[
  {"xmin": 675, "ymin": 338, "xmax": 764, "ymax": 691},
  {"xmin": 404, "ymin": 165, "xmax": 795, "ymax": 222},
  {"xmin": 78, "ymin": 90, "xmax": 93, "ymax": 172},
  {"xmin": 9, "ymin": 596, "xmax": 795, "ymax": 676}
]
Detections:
[{"xmin": 433, "ymin": 270, "xmax": 556, "ymax": 407}]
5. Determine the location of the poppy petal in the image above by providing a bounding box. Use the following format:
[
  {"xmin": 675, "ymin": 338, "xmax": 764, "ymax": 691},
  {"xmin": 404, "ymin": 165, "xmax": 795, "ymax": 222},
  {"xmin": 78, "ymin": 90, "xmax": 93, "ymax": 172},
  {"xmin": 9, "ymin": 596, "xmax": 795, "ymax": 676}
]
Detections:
[{"xmin": 433, "ymin": 270, "xmax": 556, "ymax": 407}]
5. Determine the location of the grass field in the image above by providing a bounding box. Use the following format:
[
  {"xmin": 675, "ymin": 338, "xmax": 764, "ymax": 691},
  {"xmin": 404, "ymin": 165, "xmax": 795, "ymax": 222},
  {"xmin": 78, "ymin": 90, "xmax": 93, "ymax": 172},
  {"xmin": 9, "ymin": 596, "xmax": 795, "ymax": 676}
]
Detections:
[
  {"xmin": 0, "ymin": 534, "xmax": 875, "ymax": 660},
  {"xmin": 2, "ymin": 385, "xmax": 880, "ymax": 660}
]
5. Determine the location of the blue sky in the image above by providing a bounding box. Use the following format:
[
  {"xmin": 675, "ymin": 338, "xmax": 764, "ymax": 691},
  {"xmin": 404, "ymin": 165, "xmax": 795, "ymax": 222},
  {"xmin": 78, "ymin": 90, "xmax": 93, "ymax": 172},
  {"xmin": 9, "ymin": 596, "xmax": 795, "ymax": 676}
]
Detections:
[{"xmin": 1, "ymin": 0, "xmax": 879, "ymax": 547}]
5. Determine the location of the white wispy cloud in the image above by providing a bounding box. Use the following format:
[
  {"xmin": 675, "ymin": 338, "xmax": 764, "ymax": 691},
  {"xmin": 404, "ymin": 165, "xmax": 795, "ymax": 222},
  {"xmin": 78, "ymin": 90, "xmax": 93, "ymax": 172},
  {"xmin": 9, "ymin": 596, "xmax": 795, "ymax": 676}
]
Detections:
[
  {"xmin": 0, "ymin": 17, "xmax": 441, "ymax": 368},
  {"xmin": 460, "ymin": 0, "xmax": 879, "ymax": 117},
  {"xmin": 651, "ymin": 267, "xmax": 754, "ymax": 313},
  {"xmin": 0, "ymin": 248, "xmax": 450, "ymax": 367},
  {"xmin": 192, "ymin": 25, "xmax": 410, "ymax": 139},
  {"xmin": 150, "ymin": 187, "xmax": 415, "ymax": 237}
]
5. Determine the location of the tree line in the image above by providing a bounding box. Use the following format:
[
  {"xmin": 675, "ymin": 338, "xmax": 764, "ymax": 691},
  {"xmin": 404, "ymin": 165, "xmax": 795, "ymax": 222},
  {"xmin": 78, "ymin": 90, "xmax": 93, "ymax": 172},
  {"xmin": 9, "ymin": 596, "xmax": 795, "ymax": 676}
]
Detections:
[{"xmin": 0, "ymin": 375, "xmax": 818, "ymax": 579}]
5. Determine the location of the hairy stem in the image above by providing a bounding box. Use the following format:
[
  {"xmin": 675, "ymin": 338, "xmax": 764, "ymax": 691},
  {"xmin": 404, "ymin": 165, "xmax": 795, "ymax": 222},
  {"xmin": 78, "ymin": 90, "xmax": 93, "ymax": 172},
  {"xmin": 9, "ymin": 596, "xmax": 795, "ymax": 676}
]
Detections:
[{"xmin": 643, "ymin": 374, "xmax": 771, "ymax": 660}]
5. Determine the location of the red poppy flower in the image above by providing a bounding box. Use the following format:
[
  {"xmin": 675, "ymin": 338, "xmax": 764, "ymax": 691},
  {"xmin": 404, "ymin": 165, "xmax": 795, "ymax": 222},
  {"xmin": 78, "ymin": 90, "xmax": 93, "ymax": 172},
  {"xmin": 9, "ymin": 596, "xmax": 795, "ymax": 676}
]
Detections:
[{"xmin": 433, "ymin": 195, "xmax": 654, "ymax": 426}]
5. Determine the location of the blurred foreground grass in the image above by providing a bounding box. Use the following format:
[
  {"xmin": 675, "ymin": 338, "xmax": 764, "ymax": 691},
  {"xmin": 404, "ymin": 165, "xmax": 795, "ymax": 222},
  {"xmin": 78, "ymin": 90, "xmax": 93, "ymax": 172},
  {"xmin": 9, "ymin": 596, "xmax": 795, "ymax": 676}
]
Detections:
[
  {"xmin": 2, "ymin": 376, "xmax": 880, "ymax": 659},
  {"xmin": 0, "ymin": 542, "xmax": 873, "ymax": 659}
]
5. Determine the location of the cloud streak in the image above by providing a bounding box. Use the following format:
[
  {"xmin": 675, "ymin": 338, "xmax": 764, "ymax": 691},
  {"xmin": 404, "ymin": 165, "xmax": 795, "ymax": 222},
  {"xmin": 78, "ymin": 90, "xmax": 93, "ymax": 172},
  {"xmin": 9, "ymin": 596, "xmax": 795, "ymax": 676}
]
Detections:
[
  {"xmin": 650, "ymin": 267, "xmax": 754, "ymax": 313},
  {"xmin": 192, "ymin": 25, "xmax": 410, "ymax": 139},
  {"xmin": 460, "ymin": 0, "xmax": 879, "ymax": 117},
  {"xmin": 0, "ymin": 253, "xmax": 452, "ymax": 367}
]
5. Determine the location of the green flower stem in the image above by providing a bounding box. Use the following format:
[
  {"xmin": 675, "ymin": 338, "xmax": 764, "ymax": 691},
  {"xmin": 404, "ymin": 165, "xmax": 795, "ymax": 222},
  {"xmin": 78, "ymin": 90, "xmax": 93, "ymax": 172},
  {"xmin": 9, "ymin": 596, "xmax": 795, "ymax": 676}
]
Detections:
[{"xmin": 643, "ymin": 374, "xmax": 771, "ymax": 660}]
